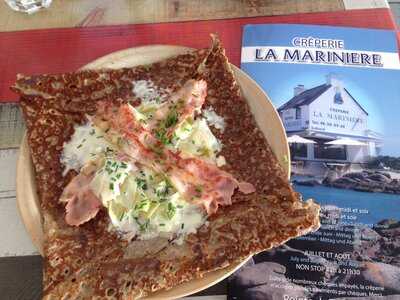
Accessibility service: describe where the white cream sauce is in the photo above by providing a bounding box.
[60,121,114,175]
[203,107,225,132]
[132,80,168,104]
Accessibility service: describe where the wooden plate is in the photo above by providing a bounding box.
[16,45,290,299]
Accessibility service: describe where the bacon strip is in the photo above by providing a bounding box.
[94,81,255,215]
[176,157,256,214]
[147,79,207,134]
[61,163,102,226]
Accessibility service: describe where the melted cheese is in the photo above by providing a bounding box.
[116,192,206,241]
[105,166,206,241]
[89,158,135,205]
[173,118,222,162]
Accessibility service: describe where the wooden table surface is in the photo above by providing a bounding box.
[0,0,390,299]
[0,0,345,32]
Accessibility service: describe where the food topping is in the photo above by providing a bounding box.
[60,79,255,241]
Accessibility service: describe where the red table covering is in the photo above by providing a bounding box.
[0,8,398,102]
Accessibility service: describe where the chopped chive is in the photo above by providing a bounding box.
[105,128,110,133]
[139,219,149,232]
[109,182,114,190]
[159,223,165,226]
[89,129,95,135]
[164,109,178,128]
[77,144,82,149]
[135,178,148,190]
[96,135,104,139]
[181,223,185,229]
[166,202,176,219]
[177,205,183,209]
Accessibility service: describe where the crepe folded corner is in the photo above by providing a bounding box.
[12,36,320,299]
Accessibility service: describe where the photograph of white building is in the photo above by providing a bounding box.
[278,74,382,175]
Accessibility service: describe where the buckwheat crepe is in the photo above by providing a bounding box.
[12,36,320,299]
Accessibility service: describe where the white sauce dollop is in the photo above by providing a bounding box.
[132,80,168,104]
[203,107,225,132]
[60,122,114,175]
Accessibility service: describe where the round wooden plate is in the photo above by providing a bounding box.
[16,45,290,299]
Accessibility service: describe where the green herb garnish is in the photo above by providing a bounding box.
[154,129,171,145]
[164,109,178,128]
[139,219,150,232]
[135,200,149,211]
[165,202,176,219]
[135,178,148,191]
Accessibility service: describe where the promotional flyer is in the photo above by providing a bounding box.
[229,24,400,300]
